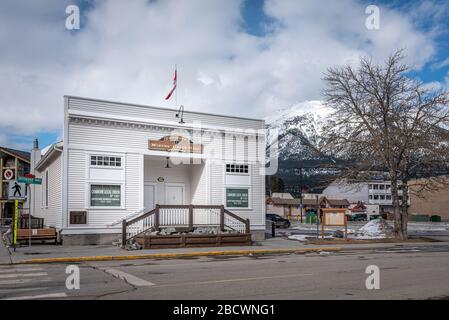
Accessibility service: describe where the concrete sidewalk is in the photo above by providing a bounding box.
[4,237,449,265]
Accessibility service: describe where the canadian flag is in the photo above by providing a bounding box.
[165,68,177,100]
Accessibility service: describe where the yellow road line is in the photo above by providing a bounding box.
[12,247,341,265]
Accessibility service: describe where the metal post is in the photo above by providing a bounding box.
[321,216,325,240]
[299,167,303,223]
[28,184,31,247]
[316,195,319,239]
[344,214,348,241]
[13,199,18,251]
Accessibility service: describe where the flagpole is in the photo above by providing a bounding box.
[175,64,178,107]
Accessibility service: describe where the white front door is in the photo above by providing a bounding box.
[144,184,156,211]
[165,184,184,205]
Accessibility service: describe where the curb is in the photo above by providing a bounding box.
[11,247,342,265]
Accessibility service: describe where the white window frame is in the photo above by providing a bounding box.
[87,182,125,210]
[224,186,252,210]
[225,163,250,175]
[89,154,123,169]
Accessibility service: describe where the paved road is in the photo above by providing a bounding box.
[1,245,449,300]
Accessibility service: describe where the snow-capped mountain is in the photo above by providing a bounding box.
[266,101,332,161]
[265,101,336,194]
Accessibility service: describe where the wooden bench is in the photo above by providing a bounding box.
[16,228,58,244]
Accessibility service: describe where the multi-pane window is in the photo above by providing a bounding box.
[90,155,122,167]
[226,164,249,174]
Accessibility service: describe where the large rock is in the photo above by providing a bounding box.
[160,227,177,235]
[332,230,345,239]
[193,227,216,234]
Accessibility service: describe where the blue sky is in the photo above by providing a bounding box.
[1,0,449,151]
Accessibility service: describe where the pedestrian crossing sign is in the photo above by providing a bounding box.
[8,181,26,200]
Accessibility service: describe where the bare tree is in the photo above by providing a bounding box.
[322,50,449,240]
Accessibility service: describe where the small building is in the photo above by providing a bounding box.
[266,193,301,218]
[0,146,30,222]
[319,197,350,209]
[266,193,327,219]
[31,96,266,245]
[322,178,408,215]
[348,202,366,213]
[347,202,379,218]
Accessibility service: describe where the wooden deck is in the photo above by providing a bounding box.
[123,205,251,248]
[136,233,252,249]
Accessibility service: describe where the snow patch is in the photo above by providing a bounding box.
[354,219,394,239]
[288,234,310,241]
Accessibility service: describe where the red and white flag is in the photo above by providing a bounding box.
[165,68,177,100]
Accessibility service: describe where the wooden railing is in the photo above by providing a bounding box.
[19,215,44,229]
[122,205,250,246]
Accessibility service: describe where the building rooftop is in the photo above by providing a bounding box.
[0,146,31,163]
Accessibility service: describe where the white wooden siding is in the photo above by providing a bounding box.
[33,154,63,228]
[63,96,266,233]
[68,123,262,163]
[67,96,265,130]
[191,163,208,205]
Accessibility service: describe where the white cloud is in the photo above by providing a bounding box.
[0,0,440,148]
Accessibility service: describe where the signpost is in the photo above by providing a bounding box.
[321,208,348,240]
[18,176,42,185]
[13,199,18,250]
[8,181,26,200]
[17,175,41,247]
[3,168,14,180]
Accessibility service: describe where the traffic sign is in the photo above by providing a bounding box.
[3,168,14,180]
[18,176,42,185]
[8,181,26,200]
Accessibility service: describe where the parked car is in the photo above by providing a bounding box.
[266,213,291,228]
[349,213,368,221]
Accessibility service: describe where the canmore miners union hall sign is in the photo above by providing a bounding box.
[148,136,203,154]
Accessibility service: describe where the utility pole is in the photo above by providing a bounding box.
[315,194,319,239]
[298,167,303,223]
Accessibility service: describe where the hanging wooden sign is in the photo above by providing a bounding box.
[149,136,203,154]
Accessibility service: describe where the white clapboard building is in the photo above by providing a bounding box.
[30,96,266,245]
